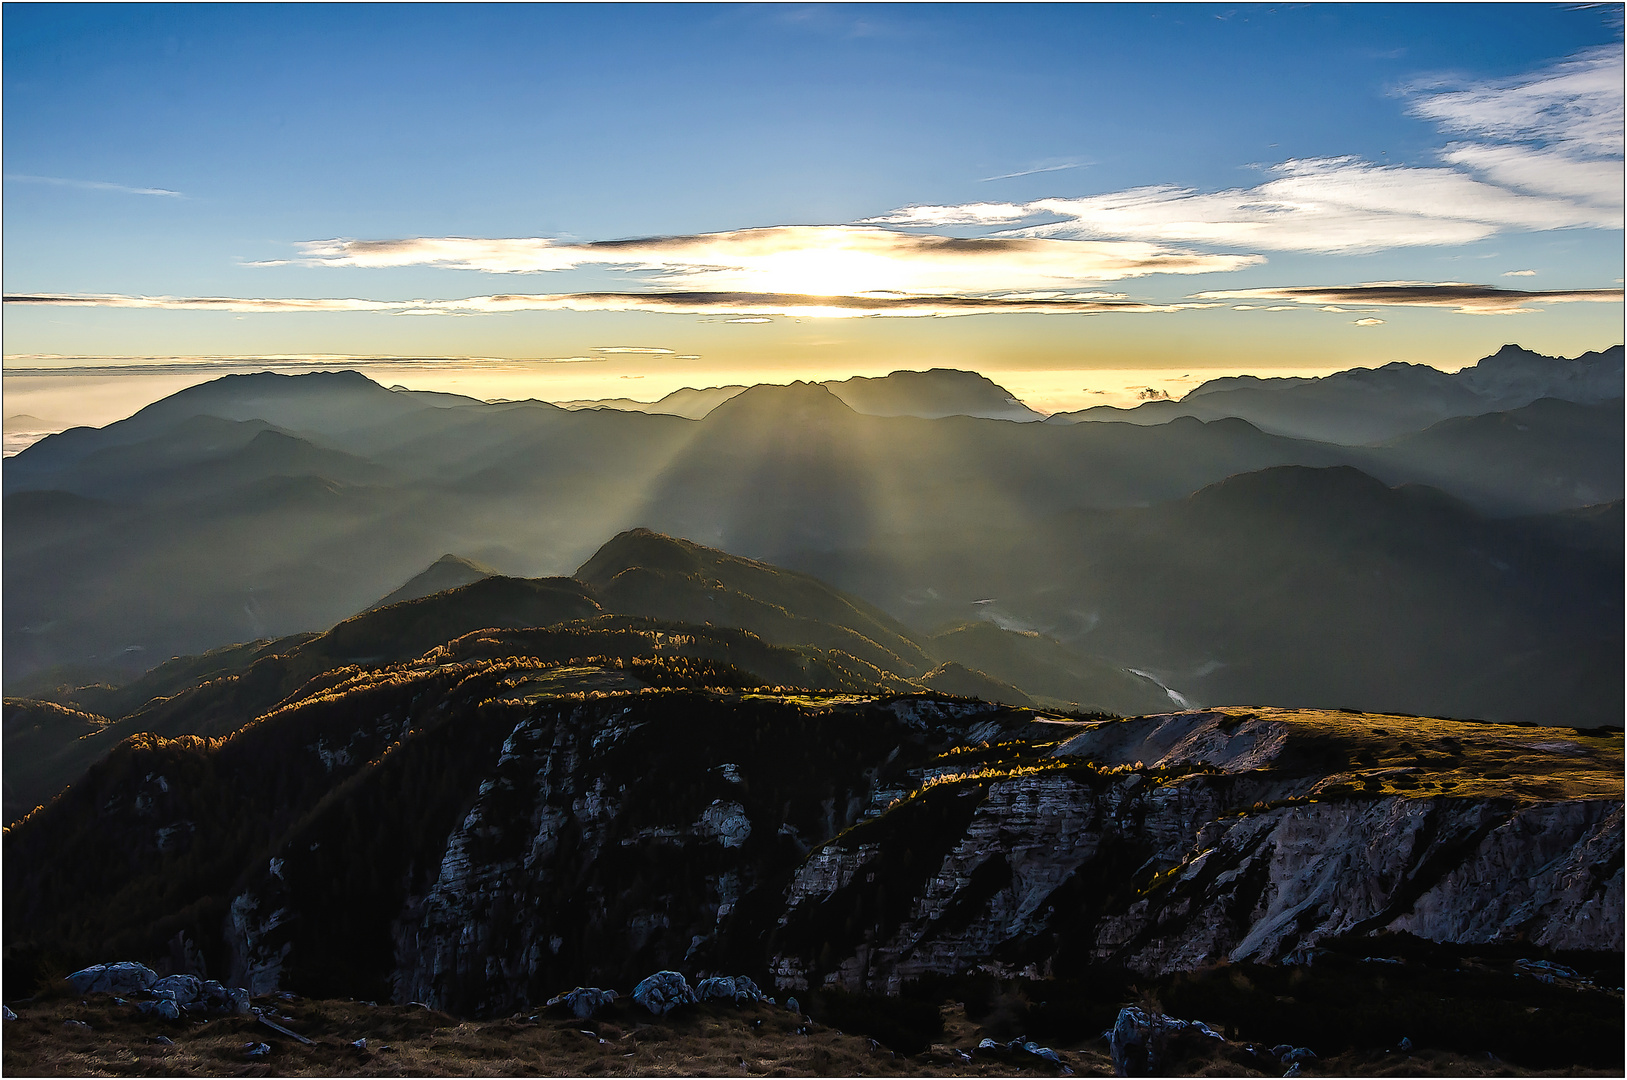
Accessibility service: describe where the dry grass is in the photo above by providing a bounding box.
[1219,707,1624,802]
[5,994,1619,1077]
[0,996,1090,1078]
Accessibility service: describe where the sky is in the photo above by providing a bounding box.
[3,2,1623,428]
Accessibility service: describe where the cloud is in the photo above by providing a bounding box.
[1436,142,1622,210]
[860,204,1031,226]
[1503,269,1537,276]
[979,162,1088,182]
[1192,282,1623,315]
[3,290,1224,319]
[1406,43,1623,158]
[284,226,1260,291]
[594,346,674,354]
[0,354,608,377]
[1353,318,1385,326]
[859,45,1624,254]
[2,293,403,313]
[4,174,184,197]
[927,155,1619,253]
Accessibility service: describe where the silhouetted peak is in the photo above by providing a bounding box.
[362,554,504,614]
[823,368,1041,420]
[702,380,854,424]
[244,427,306,448]
[218,369,377,389]
[428,553,498,574]
[575,528,709,584]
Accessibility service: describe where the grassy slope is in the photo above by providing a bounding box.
[2,987,1618,1077]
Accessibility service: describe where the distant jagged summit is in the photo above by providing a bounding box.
[1048,343,1624,445]
[1458,343,1624,403]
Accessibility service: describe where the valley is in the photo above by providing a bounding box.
[2,347,1621,1076]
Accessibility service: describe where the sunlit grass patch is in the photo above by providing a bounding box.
[1136,707,1627,803]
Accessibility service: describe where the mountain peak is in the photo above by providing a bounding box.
[364,552,500,612]
[702,380,855,425]
[575,528,712,583]
[823,368,1041,421]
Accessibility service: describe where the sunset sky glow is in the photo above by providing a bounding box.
[3,3,1622,425]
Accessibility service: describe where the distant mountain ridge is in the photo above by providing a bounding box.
[554,367,1042,422]
[1049,344,1624,444]
[822,368,1043,421]
[4,346,1618,730]
[3,529,1173,823]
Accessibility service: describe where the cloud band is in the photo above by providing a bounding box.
[1192,283,1624,315]
[3,290,1221,318]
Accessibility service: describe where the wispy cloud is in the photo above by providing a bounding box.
[881,155,1619,254]
[1191,282,1623,315]
[277,226,1262,292]
[0,354,607,378]
[594,346,674,354]
[4,293,402,313]
[980,162,1088,182]
[859,45,1624,254]
[1406,43,1623,159]
[3,290,1224,319]
[1503,269,1538,276]
[860,203,1032,227]
[4,174,183,197]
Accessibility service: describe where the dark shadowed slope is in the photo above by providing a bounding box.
[792,462,1621,726]
[578,529,936,678]
[3,529,1166,823]
[927,621,1173,714]
[1007,466,1621,723]
[1356,396,1624,514]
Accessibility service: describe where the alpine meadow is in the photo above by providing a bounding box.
[2,5,1622,1077]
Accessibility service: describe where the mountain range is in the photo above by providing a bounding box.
[3,530,1171,825]
[5,346,1619,731]
[4,579,1620,1067]
[553,367,1041,422]
[1051,343,1624,444]
[3,343,1621,1072]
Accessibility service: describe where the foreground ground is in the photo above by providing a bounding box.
[3,992,1619,1078]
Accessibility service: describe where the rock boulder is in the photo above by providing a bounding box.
[67,962,158,996]
[633,971,695,1016]
[546,987,618,1019]
[694,975,767,1004]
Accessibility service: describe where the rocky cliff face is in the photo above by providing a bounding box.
[375,702,1622,1010]
[12,683,1620,1020]
[380,693,1018,1014]
[766,710,1623,994]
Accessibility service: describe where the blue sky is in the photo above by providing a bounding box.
[3,3,1622,419]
